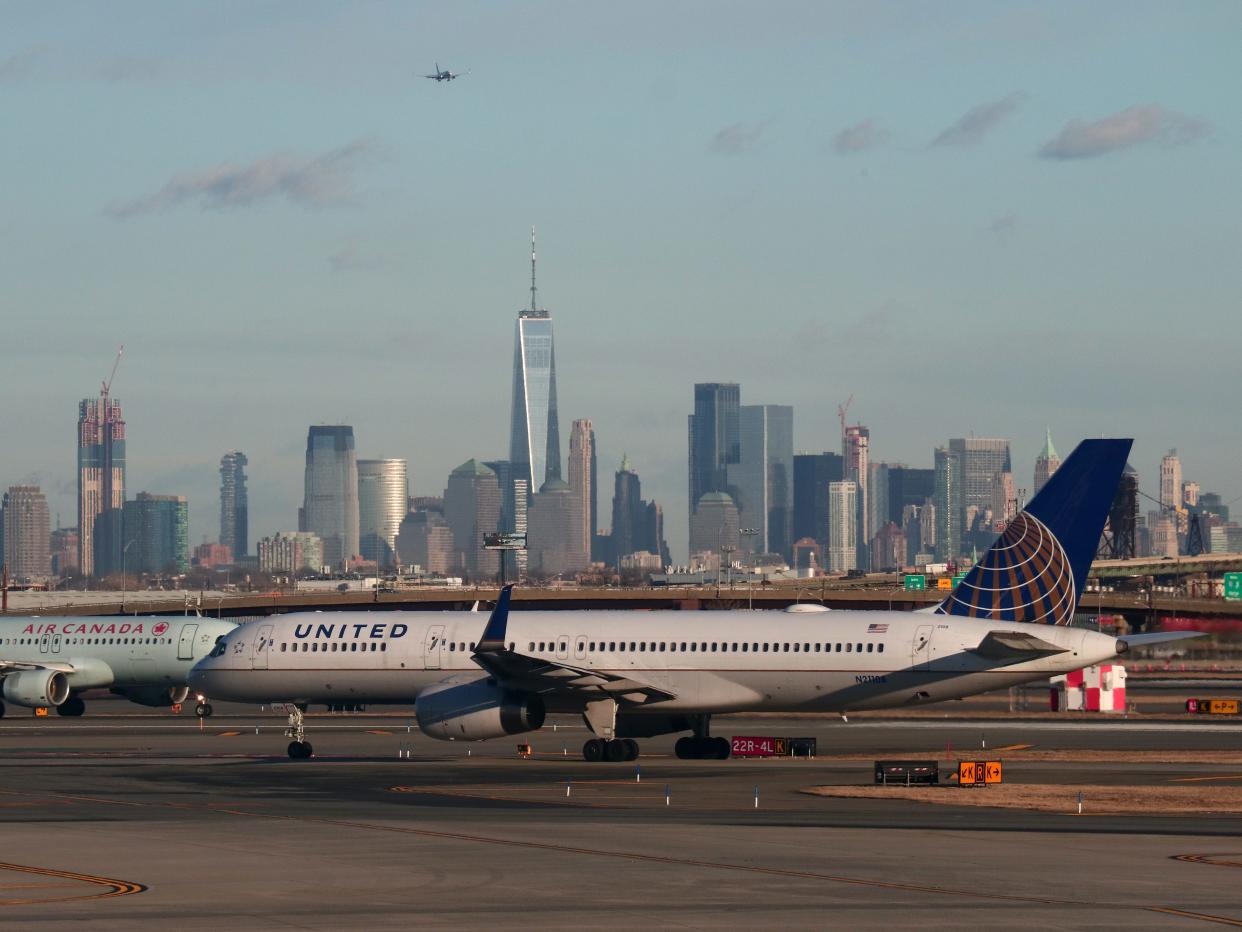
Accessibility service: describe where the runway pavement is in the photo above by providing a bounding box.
[2,705,1242,929]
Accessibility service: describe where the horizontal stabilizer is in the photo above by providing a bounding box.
[1115,631,1206,652]
[972,630,1069,660]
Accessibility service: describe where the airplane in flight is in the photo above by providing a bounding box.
[190,439,1200,760]
[423,63,465,82]
[1,617,236,718]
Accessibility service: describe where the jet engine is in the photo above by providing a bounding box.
[2,670,70,708]
[109,685,191,708]
[416,674,545,741]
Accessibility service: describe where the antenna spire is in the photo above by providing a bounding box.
[529,226,537,313]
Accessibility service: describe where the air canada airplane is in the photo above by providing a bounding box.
[0,617,236,718]
[191,439,1200,760]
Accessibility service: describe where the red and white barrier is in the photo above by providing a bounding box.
[1050,664,1127,713]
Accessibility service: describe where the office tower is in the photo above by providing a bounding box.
[444,459,501,581]
[933,446,962,561]
[527,479,588,577]
[1182,481,1200,509]
[77,393,125,576]
[885,466,935,526]
[726,404,793,559]
[870,521,906,571]
[193,542,232,568]
[644,501,670,568]
[122,492,189,574]
[1159,450,1182,512]
[989,472,1017,530]
[396,509,455,576]
[688,382,741,526]
[2,486,50,578]
[842,425,869,567]
[948,437,1010,518]
[219,451,248,559]
[868,462,889,550]
[508,230,562,503]
[258,531,323,574]
[589,426,598,545]
[483,459,529,580]
[688,492,739,563]
[357,458,409,568]
[792,452,844,554]
[1033,428,1060,495]
[567,420,593,565]
[49,527,79,577]
[827,480,858,573]
[302,426,360,570]
[1150,513,1178,558]
[611,455,645,565]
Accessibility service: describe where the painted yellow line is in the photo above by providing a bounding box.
[0,862,145,907]
[991,744,1034,752]
[365,730,393,735]
[1170,775,1242,784]
[215,731,242,737]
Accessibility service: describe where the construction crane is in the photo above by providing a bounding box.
[837,394,854,445]
[101,345,124,400]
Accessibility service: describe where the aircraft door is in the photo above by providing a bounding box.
[39,633,50,654]
[574,636,587,660]
[556,636,569,661]
[425,625,445,670]
[178,623,199,660]
[912,625,934,671]
[51,634,62,654]
[252,624,274,670]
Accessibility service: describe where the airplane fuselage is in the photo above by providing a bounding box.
[191,609,1118,715]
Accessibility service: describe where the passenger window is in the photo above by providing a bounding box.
[629,642,635,651]
[835,643,842,652]
[449,643,456,652]
[381,643,387,652]
[609,642,616,651]
[846,643,852,652]
[659,642,666,651]
[857,643,863,653]
[711,643,718,652]
[783,644,790,652]
[312,643,318,653]
[867,643,873,653]
[590,642,596,652]
[640,642,646,651]
[879,643,885,653]
[680,642,687,651]
[762,643,769,653]
[351,643,357,652]
[670,643,677,652]
[814,644,821,653]
[529,642,535,651]
[793,643,799,652]
[689,643,696,652]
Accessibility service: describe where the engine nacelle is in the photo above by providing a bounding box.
[3,670,70,708]
[110,685,191,708]
[416,675,545,741]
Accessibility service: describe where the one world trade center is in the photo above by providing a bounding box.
[508,229,561,504]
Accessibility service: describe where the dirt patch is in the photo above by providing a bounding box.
[803,783,1242,815]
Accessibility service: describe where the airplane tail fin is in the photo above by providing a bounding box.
[937,438,1132,625]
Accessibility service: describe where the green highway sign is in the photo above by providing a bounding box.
[952,574,966,587]
[904,575,926,591]
[1226,573,1242,602]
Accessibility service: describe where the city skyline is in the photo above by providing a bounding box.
[1,3,1238,560]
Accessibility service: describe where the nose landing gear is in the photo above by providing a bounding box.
[284,704,312,759]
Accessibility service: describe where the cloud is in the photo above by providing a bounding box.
[106,139,376,218]
[0,46,44,81]
[1038,105,1210,159]
[932,92,1025,147]
[833,119,887,155]
[988,211,1017,235]
[708,121,769,155]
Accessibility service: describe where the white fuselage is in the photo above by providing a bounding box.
[3,616,238,694]
[190,610,1120,714]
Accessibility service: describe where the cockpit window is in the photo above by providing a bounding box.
[209,636,228,658]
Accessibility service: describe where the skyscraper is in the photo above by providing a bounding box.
[792,452,844,555]
[357,458,409,568]
[688,492,740,564]
[567,420,593,566]
[725,404,793,560]
[2,486,50,579]
[949,438,1012,520]
[219,450,248,559]
[1033,428,1060,495]
[77,393,125,576]
[933,446,962,561]
[527,479,588,577]
[1160,450,1183,512]
[302,426,360,569]
[827,480,858,573]
[611,455,645,564]
[444,459,501,581]
[122,492,189,574]
[885,466,934,526]
[508,230,561,503]
[688,382,741,525]
[842,424,870,567]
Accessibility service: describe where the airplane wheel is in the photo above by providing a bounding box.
[288,741,313,759]
[712,737,731,760]
[195,703,213,718]
[623,739,640,761]
[56,697,86,717]
[604,739,628,763]
[674,737,694,759]
[582,738,605,762]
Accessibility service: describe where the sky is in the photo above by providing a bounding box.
[1,1,1239,560]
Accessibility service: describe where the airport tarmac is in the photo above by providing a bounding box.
[2,705,1242,929]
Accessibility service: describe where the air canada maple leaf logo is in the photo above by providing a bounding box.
[152,622,169,637]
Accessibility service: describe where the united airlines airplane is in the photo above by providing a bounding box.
[190,439,1199,760]
[0,617,236,718]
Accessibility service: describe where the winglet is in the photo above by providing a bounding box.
[475,585,513,653]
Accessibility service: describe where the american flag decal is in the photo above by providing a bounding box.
[867,623,889,633]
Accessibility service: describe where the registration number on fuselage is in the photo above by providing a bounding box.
[855,675,887,684]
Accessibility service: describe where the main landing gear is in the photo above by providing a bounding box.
[56,696,86,717]
[285,704,313,759]
[674,715,731,760]
[582,738,639,762]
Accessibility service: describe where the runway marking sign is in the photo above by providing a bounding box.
[958,760,1002,787]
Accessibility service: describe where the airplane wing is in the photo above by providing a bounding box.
[0,659,76,674]
[470,586,676,705]
[970,630,1069,660]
